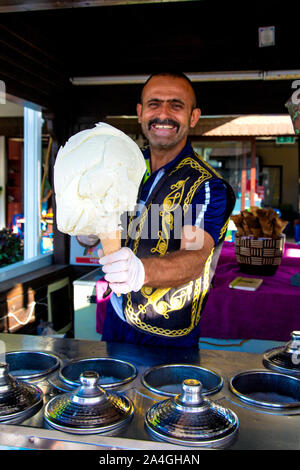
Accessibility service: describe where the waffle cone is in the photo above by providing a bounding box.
[99,230,121,255]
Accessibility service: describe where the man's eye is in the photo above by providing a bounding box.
[172,103,184,110]
[148,102,159,108]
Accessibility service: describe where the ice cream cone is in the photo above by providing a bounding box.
[99,230,121,256]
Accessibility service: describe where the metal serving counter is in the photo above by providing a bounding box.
[0,333,300,450]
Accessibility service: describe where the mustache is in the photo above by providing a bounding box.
[148,118,180,131]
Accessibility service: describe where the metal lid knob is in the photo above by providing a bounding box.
[71,371,107,405]
[263,331,300,376]
[0,362,20,395]
[44,369,134,434]
[0,363,13,391]
[175,379,205,406]
[285,331,300,355]
[80,371,99,387]
[0,362,8,376]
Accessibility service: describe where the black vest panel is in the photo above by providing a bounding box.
[123,151,235,338]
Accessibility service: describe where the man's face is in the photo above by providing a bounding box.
[136,75,201,151]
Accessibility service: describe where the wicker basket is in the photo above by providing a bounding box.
[234,234,284,276]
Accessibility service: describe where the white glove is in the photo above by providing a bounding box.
[76,234,99,247]
[99,247,145,295]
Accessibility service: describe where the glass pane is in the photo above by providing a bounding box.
[192,140,262,214]
[0,100,54,271]
[0,100,24,268]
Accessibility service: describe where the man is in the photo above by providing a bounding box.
[81,72,235,347]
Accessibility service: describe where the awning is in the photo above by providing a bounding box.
[190,115,295,137]
[105,114,296,138]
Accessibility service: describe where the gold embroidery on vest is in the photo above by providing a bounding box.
[125,214,134,247]
[140,286,172,318]
[168,156,213,213]
[183,174,212,212]
[133,202,152,254]
[126,203,152,252]
[151,178,189,256]
[139,282,194,319]
[218,216,230,240]
[169,157,206,175]
[125,289,195,337]
[193,152,223,179]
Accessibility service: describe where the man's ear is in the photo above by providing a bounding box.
[136,103,142,123]
[190,107,201,128]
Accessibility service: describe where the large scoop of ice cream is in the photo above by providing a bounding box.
[54,122,146,236]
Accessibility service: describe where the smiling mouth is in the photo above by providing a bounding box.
[152,124,175,130]
[148,120,179,133]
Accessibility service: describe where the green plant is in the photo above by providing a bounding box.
[0,228,23,268]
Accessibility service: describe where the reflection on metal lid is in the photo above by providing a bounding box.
[0,362,43,422]
[44,371,134,434]
[145,379,238,449]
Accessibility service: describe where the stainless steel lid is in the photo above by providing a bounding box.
[263,331,300,376]
[145,379,239,448]
[44,370,134,434]
[142,364,223,397]
[229,369,300,409]
[58,357,137,390]
[0,362,43,422]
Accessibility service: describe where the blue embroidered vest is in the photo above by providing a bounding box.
[123,150,235,338]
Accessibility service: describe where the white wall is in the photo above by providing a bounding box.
[0,100,23,117]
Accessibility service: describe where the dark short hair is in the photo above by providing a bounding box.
[140,72,197,108]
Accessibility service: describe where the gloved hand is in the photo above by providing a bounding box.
[99,247,145,295]
[76,234,99,247]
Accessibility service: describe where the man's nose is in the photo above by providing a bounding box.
[157,102,171,119]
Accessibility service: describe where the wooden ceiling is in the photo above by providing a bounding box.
[0,0,299,123]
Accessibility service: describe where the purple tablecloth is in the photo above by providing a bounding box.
[200,241,300,342]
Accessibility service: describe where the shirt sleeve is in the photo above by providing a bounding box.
[184,179,229,245]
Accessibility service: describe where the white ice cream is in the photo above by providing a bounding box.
[54,122,146,236]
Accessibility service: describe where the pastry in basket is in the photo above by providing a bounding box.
[242,210,263,238]
[230,214,245,236]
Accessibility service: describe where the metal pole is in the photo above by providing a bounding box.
[241,143,247,211]
[250,138,256,207]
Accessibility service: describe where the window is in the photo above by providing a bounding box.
[0,98,53,282]
[192,140,262,214]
